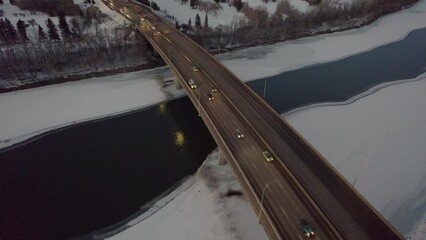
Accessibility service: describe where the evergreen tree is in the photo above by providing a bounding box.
[194,13,201,28]
[0,0,4,4]
[0,18,6,43]
[233,0,243,11]
[174,21,181,30]
[4,18,17,42]
[204,14,208,29]
[38,25,47,41]
[46,18,60,41]
[9,0,15,5]
[139,0,149,6]
[58,11,71,39]
[150,1,160,10]
[190,0,195,8]
[188,18,192,29]
[16,19,28,41]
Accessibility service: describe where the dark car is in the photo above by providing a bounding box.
[208,93,214,101]
[299,219,315,238]
[234,129,244,139]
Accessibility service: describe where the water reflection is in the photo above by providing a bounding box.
[158,103,167,114]
[174,130,186,148]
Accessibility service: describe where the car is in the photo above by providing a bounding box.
[299,219,315,238]
[188,79,197,89]
[262,151,274,162]
[192,66,199,72]
[211,86,218,93]
[234,129,244,139]
[207,93,214,101]
[153,31,160,36]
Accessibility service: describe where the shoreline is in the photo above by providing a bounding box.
[0,1,419,93]
[1,58,425,151]
[283,72,426,117]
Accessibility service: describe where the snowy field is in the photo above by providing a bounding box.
[150,0,309,28]
[0,0,129,41]
[0,0,425,239]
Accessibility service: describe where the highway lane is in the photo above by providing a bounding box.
[104,1,403,239]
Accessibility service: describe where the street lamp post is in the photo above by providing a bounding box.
[258,179,280,223]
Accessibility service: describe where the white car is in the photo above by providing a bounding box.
[192,66,199,72]
[188,79,197,89]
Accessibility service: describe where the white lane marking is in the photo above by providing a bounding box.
[298,235,304,240]
[277,180,284,189]
[296,207,301,213]
[279,206,289,218]
[262,159,269,168]
[268,185,273,193]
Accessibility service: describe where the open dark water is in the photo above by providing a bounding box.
[248,28,426,113]
[0,28,425,240]
[0,99,216,240]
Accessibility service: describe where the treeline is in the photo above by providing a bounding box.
[0,31,149,82]
[0,6,152,86]
[180,0,418,51]
[16,0,81,16]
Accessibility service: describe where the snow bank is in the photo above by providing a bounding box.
[285,73,426,235]
[105,150,268,240]
[0,67,173,149]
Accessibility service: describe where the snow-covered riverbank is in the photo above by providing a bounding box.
[286,73,426,236]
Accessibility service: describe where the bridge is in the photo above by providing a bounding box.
[103,0,404,239]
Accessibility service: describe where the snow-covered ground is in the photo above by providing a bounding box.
[0,0,425,239]
[285,73,426,236]
[105,150,268,240]
[0,0,129,41]
[0,2,60,41]
[151,0,309,28]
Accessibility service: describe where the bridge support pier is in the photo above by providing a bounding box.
[174,79,182,89]
[218,148,227,165]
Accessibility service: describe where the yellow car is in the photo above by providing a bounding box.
[262,151,274,162]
